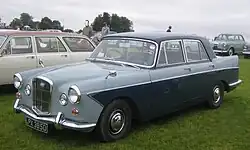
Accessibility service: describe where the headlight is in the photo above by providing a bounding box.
[24,84,31,96]
[222,43,226,47]
[59,93,68,106]
[68,85,81,104]
[13,73,23,89]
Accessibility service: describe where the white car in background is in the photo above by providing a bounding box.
[0,30,96,85]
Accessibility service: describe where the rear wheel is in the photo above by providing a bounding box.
[207,82,224,109]
[95,99,132,142]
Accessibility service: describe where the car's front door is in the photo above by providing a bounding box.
[149,40,190,117]
[34,36,70,68]
[236,35,246,53]
[182,39,215,102]
[62,37,95,63]
[0,36,36,85]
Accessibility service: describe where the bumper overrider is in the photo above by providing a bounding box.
[14,99,96,132]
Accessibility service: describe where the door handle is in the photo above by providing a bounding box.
[38,58,45,68]
[26,56,35,59]
[209,64,215,68]
[60,54,68,57]
[184,67,191,71]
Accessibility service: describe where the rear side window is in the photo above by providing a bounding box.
[35,37,66,53]
[183,40,209,62]
[63,37,95,52]
[157,40,185,65]
[2,37,32,55]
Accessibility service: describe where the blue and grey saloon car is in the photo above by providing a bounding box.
[13,32,242,142]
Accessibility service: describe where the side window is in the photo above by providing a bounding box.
[184,40,208,62]
[63,37,95,52]
[2,37,32,55]
[158,40,184,65]
[35,37,66,53]
[239,36,244,41]
[235,36,239,41]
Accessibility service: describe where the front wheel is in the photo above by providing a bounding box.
[207,82,224,109]
[95,99,132,142]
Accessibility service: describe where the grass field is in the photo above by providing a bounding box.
[0,58,250,150]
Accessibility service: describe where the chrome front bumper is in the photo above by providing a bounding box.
[14,99,96,132]
[213,50,228,53]
[242,51,250,55]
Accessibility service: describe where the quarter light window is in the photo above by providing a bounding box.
[36,37,66,53]
[2,37,32,55]
[158,40,184,65]
[183,40,208,62]
[63,37,95,52]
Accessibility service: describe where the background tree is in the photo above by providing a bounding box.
[63,28,74,33]
[39,17,53,29]
[9,18,22,29]
[52,20,64,31]
[91,12,133,33]
[20,13,33,27]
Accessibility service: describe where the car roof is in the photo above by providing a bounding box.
[103,32,206,43]
[0,30,87,38]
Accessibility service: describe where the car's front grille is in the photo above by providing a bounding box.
[32,77,52,114]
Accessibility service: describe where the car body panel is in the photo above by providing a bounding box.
[13,32,242,132]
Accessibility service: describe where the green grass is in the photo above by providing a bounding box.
[1,58,250,150]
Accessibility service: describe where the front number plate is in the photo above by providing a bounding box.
[25,116,49,134]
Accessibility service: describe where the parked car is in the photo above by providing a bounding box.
[242,42,250,58]
[0,30,96,85]
[13,32,242,142]
[211,33,246,56]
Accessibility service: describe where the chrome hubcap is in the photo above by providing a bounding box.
[109,109,125,135]
[213,87,221,104]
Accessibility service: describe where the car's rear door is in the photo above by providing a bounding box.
[34,36,70,68]
[149,39,190,117]
[0,36,36,85]
[182,39,215,102]
[61,36,95,63]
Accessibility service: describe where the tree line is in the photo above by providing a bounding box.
[6,12,134,33]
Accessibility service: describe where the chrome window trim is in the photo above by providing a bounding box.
[0,35,7,48]
[90,37,159,69]
[182,39,210,63]
[62,36,96,52]
[1,35,34,56]
[34,36,67,53]
[156,39,186,67]
[87,66,239,95]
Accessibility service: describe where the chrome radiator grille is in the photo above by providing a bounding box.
[32,77,52,113]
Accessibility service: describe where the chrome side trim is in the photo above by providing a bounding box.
[87,66,239,95]
[229,79,242,87]
[14,100,96,130]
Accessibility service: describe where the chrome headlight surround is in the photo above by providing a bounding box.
[13,73,23,89]
[68,85,81,104]
[24,84,31,96]
[59,93,68,106]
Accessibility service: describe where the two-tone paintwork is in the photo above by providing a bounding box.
[14,32,242,132]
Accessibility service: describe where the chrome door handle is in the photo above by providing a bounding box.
[26,56,35,59]
[184,67,191,71]
[38,58,44,68]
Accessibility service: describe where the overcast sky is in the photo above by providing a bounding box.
[1,0,250,40]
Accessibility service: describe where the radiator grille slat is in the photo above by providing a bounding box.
[32,78,52,113]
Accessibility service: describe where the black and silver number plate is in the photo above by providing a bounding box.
[25,116,49,133]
